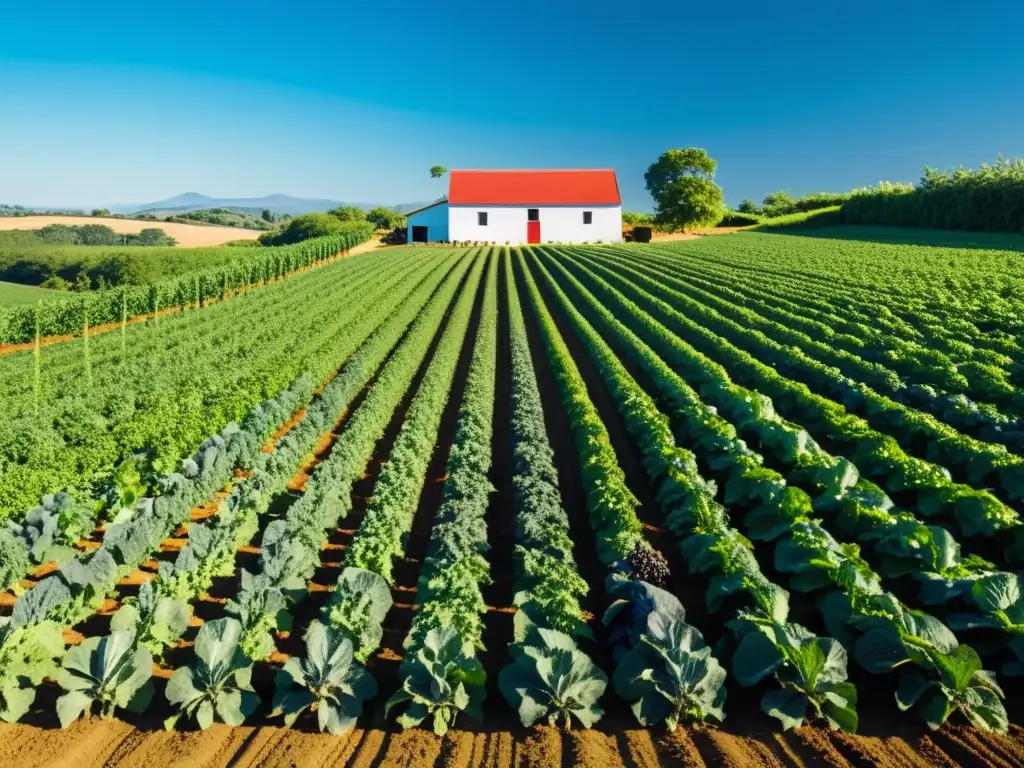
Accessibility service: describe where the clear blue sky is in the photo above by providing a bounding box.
[2,0,1022,211]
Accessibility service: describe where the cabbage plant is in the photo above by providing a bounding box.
[499,623,606,730]
[272,620,376,734]
[896,645,1007,731]
[56,630,153,727]
[164,618,258,730]
[613,613,726,727]
[386,627,485,735]
[0,618,64,723]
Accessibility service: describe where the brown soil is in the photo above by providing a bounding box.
[0,236,386,356]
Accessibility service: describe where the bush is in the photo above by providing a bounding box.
[717,210,762,227]
[842,157,1024,233]
[259,214,365,246]
[755,207,844,230]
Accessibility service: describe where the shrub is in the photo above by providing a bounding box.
[718,210,762,227]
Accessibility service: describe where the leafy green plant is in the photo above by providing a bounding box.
[111,581,190,659]
[732,619,858,731]
[322,567,393,661]
[602,575,686,660]
[272,621,377,734]
[0,618,64,723]
[499,620,606,730]
[8,492,92,564]
[164,618,258,730]
[386,627,485,735]
[56,630,153,727]
[0,529,30,593]
[95,455,151,523]
[613,613,726,727]
[895,646,1007,731]
[226,569,288,661]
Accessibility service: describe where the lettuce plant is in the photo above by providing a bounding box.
[613,613,726,727]
[499,621,606,730]
[56,630,153,727]
[164,618,258,730]
[272,621,376,735]
[386,627,485,735]
[111,581,190,659]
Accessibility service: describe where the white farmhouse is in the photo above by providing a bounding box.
[405,169,622,245]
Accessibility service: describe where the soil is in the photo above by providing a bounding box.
[4,720,1021,767]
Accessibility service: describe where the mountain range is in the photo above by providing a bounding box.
[108,193,429,216]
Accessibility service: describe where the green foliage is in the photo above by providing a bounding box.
[272,620,377,735]
[91,209,110,217]
[430,165,448,179]
[736,199,759,214]
[165,207,274,230]
[225,569,288,662]
[718,210,762,227]
[499,622,606,729]
[0,618,64,723]
[613,613,726,727]
[0,529,31,592]
[7,491,92,565]
[622,211,655,225]
[843,156,1024,233]
[259,214,370,246]
[35,223,177,247]
[56,630,153,727]
[365,206,406,231]
[643,149,724,231]
[110,581,190,659]
[327,205,367,223]
[164,618,259,730]
[895,646,1007,731]
[322,567,394,662]
[386,627,485,735]
[754,207,844,230]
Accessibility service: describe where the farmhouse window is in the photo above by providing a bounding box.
[583,211,593,224]
[478,212,488,226]
[527,208,539,221]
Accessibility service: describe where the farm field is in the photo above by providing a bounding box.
[1,234,1023,767]
[0,216,262,246]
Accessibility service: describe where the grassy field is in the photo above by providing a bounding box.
[0,233,1022,767]
[0,279,74,305]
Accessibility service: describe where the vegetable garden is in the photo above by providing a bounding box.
[1,232,1023,768]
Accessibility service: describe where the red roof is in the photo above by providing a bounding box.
[448,169,620,206]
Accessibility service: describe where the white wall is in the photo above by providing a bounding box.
[406,202,449,242]
[448,205,621,244]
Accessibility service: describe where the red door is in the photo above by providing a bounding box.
[527,220,541,244]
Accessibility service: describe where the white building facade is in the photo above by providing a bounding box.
[406,169,622,245]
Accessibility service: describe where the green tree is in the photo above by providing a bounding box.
[761,190,794,216]
[430,165,448,179]
[644,148,725,231]
[91,208,110,217]
[261,208,274,223]
[327,205,366,223]
[366,207,406,231]
[736,199,760,214]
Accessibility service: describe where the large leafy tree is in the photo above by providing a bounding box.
[366,207,406,231]
[644,148,724,231]
[328,205,366,223]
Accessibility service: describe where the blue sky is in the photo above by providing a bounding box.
[1,0,1023,211]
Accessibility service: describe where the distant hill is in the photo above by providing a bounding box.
[115,193,347,216]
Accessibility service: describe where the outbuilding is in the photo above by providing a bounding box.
[405,169,622,245]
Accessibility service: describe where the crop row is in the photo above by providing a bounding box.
[0,225,374,345]
[0,246,435,523]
